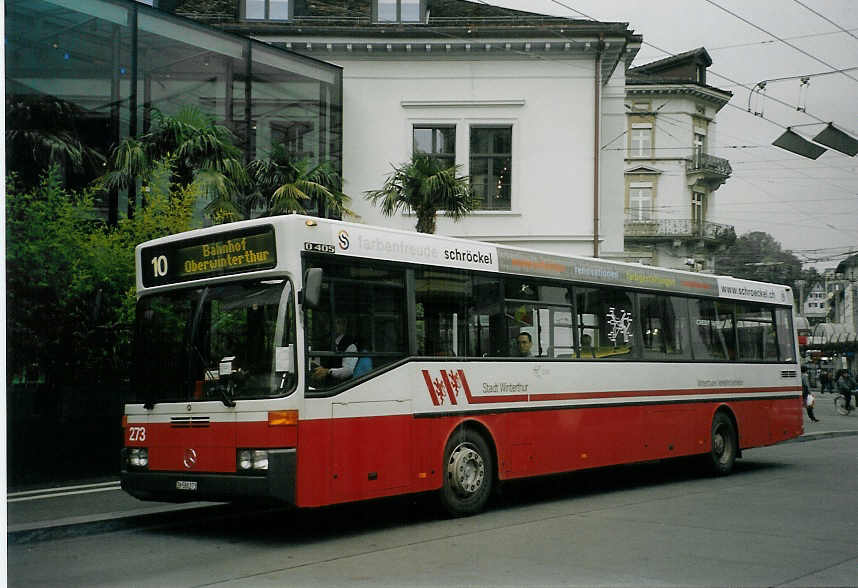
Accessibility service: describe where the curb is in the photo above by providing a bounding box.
[787,430,858,443]
[7,503,226,546]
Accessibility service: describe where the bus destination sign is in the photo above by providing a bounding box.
[141,226,277,287]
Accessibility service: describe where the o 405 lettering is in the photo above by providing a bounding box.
[128,426,147,442]
[304,242,335,254]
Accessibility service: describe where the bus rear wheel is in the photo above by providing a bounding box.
[707,412,738,476]
[440,430,493,516]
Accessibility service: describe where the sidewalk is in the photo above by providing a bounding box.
[793,385,858,441]
[6,480,224,544]
[8,394,858,544]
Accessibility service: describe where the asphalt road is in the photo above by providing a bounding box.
[7,436,858,587]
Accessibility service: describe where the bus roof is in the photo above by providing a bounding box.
[136,214,794,305]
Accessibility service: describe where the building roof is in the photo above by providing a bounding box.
[625,47,731,100]
[175,0,591,22]
[176,0,640,39]
[172,0,642,83]
[629,47,712,76]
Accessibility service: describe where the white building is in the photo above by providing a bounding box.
[620,49,736,271]
[803,283,828,321]
[185,0,642,258]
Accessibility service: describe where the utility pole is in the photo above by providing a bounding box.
[795,279,805,316]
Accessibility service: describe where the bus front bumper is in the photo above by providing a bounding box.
[120,448,296,505]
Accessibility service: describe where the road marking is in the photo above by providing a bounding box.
[8,482,122,502]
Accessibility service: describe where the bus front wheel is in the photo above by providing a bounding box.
[707,412,738,476]
[440,430,493,516]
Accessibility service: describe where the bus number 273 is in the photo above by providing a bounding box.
[128,426,146,442]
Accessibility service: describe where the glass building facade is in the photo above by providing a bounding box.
[6,0,342,222]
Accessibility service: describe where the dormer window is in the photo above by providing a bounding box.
[244,0,292,21]
[375,0,423,23]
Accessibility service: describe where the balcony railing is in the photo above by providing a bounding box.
[686,152,732,177]
[624,218,736,243]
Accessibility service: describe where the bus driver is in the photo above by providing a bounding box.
[312,317,357,385]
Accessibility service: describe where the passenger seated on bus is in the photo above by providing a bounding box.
[515,332,534,357]
[311,317,357,386]
[352,339,373,378]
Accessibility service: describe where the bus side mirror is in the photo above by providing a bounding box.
[302,268,323,309]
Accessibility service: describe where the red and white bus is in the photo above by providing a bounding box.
[122,215,803,515]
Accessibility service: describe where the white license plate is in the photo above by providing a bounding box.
[175,480,198,491]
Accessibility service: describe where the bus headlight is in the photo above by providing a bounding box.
[237,449,269,472]
[238,449,253,471]
[252,450,269,470]
[128,447,149,468]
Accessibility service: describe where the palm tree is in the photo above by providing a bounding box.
[365,153,476,234]
[6,95,105,189]
[236,144,351,219]
[100,106,247,208]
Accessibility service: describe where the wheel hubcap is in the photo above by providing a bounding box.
[713,426,731,464]
[448,443,485,496]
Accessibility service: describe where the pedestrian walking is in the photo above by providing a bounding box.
[834,369,855,415]
[819,370,831,394]
[801,366,819,422]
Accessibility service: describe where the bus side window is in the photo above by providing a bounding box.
[415,269,470,357]
[775,308,796,362]
[639,294,691,360]
[736,303,778,362]
[575,286,636,359]
[689,299,737,361]
[306,259,407,388]
[471,275,504,357]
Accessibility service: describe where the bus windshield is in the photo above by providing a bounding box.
[132,279,295,405]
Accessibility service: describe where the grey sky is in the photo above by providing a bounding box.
[483,0,858,270]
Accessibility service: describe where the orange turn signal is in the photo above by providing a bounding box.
[268,410,298,426]
[122,415,128,428]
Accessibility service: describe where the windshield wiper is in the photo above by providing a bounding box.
[217,377,237,408]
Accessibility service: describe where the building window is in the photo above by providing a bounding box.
[630,124,652,157]
[470,126,512,211]
[413,125,455,168]
[693,130,706,164]
[629,186,652,221]
[375,0,422,23]
[692,191,705,224]
[244,0,291,21]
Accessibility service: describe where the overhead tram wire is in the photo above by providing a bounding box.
[791,0,858,43]
[732,174,858,237]
[478,0,858,194]
[542,3,858,205]
[703,0,858,86]
[720,66,858,86]
[531,0,858,138]
[709,27,858,52]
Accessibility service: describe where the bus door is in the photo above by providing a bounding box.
[330,398,412,502]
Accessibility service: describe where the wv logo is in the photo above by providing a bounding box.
[421,369,471,406]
